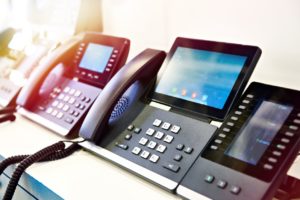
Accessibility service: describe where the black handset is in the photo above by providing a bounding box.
[80,48,167,142]
[17,32,130,137]
[177,82,300,200]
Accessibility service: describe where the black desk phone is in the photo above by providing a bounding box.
[79,37,261,191]
[17,32,130,137]
[177,82,300,200]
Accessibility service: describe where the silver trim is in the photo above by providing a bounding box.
[18,107,69,136]
[80,141,178,190]
[177,185,212,200]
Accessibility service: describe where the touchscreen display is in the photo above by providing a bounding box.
[226,101,293,165]
[79,43,113,73]
[155,47,247,109]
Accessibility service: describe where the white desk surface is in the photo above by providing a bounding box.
[0,112,300,199]
[0,115,181,200]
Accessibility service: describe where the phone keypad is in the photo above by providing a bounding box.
[115,118,197,174]
[41,85,94,125]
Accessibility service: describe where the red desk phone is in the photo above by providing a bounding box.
[17,32,130,137]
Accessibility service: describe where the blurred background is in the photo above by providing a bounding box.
[0,0,300,89]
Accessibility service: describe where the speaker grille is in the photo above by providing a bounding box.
[109,96,129,121]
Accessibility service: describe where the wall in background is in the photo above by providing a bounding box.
[102,0,300,90]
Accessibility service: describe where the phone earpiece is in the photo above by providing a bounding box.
[109,81,146,125]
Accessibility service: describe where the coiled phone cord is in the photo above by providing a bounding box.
[1,140,83,200]
[0,142,81,176]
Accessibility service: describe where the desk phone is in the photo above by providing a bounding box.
[177,82,300,200]
[79,37,261,191]
[17,32,130,137]
[0,28,53,108]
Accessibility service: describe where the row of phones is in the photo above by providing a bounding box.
[1,31,300,200]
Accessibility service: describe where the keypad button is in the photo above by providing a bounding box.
[74,90,81,97]
[73,111,80,117]
[62,105,70,112]
[57,103,64,109]
[65,118,74,124]
[161,122,171,130]
[223,128,230,132]
[134,127,141,134]
[163,135,174,143]
[153,119,162,127]
[56,112,64,119]
[204,175,214,183]
[210,145,218,150]
[69,88,76,95]
[63,87,71,93]
[63,95,70,102]
[69,110,75,115]
[68,98,76,104]
[268,157,277,163]
[227,122,234,126]
[263,164,273,170]
[52,101,59,107]
[272,151,282,157]
[115,143,128,150]
[234,111,242,115]
[58,94,65,100]
[215,139,222,144]
[170,125,181,133]
[230,186,241,195]
[140,151,150,159]
[139,137,148,146]
[242,99,250,104]
[85,98,91,103]
[219,133,226,138]
[132,147,141,155]
[147,141,157,149]
[174,154,183,161]
[154,131,164,140]
[176,144,185,151]
[293,119,300,124]
[149,154,160,163]
[46,107,53,114]
[285,132,294,137]
[231,116,238,121]
[80,96,86,101]
[38,106,45,111]
[156,144,167,153]
[184,147,193,154]
[238,105,246,110]
[289,125,298,130]
[125,134,132,140]
[127,125,134,131]
[146,128,155,136]
[277,144,286,150]
[217,180,227,189]
[281,138,290,143]
[79,105,85,110]
[246,94,254,98]
[163,163,180,173]
[51,110,58,116]
[75,103,80,108]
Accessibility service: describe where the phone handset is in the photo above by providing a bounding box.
[16,34,84,108]
[79,49,166,142]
